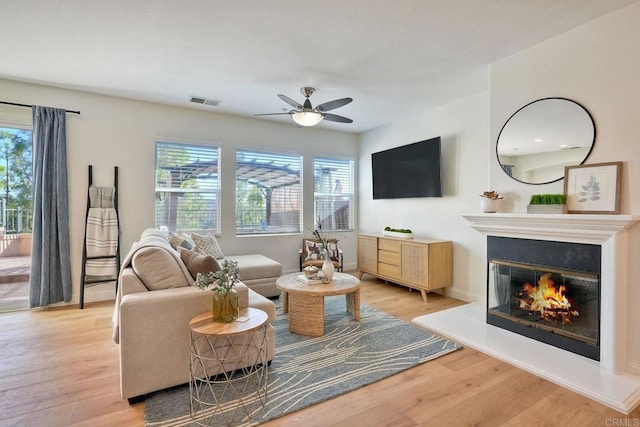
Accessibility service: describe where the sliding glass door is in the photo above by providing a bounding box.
[0,126,33,312]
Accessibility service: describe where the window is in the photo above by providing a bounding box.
[155,141,220,234]
[314,156,354,231]
[235,149,302,235]
[0,126,33,234]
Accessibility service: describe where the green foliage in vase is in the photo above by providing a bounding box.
[529,194,567,205]
[194,260,241,293]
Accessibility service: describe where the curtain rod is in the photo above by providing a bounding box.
[0,100,80,115]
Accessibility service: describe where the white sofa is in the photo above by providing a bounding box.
[112,228,277,402]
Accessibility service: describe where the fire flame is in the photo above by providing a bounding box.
[516,273,578,324]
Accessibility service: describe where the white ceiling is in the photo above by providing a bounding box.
[1,0,637,133]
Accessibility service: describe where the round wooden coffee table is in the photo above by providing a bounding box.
[276,272,360,337]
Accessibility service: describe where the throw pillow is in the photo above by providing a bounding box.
[305,240,320,260]
[178,247,220,280]
[168,232,194,250]
[191,232,225,259]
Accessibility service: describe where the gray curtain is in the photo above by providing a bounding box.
[29,106,72,307]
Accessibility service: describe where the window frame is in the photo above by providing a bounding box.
[0,122,34,234]
[235,147,303,236]
[154,140,221,235]
[313,154,355,232]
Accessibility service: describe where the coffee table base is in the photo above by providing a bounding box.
[285,289,360,337]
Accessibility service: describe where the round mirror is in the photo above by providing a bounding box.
[496,97,595,185]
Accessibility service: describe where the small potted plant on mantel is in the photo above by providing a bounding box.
[527,194,568,214]
[480,191,503,213]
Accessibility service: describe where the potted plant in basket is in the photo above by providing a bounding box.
[194,260,241,322]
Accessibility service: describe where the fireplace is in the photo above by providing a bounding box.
[486,236,601,361]
[413,213,640,414]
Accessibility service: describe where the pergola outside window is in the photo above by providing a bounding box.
[235,149,302,235]
[155,141,221,234]
[155,143,303,236]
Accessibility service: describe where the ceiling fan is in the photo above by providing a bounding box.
[255,87,353,126]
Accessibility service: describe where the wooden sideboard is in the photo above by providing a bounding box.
[357,233,453,302]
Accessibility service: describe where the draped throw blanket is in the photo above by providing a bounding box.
[86,207,118,257]
[111,229,194,344]
[84,185,119,282]
[89,185,114,209]
[30,106,72,307]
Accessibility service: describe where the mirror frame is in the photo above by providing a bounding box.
[496,97,596,185]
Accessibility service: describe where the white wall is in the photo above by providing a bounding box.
[489,2,640,373]
[0,79,358,304]
[358,91,490,303]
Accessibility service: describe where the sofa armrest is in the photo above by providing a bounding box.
[118,284,263,399]
[120,268,148,296]
[119,287,212,398]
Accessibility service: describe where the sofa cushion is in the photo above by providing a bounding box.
[178,247,220,281]
[131,246,191,290]
[191,232,225,259]
[224,254,282,281]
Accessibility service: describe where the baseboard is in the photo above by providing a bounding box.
[78,287,116,305]
[444,287,479,304]
[628,361,640,376]
[343,261,358,272]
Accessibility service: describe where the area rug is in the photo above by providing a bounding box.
[144,296,461,426]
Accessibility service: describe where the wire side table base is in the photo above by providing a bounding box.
[189,308,268,426]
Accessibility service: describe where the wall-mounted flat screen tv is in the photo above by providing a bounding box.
[372,136,443,199]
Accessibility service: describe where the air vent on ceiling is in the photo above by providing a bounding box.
[190,96,221,106]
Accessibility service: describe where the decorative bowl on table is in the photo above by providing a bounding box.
[303,266,319,277]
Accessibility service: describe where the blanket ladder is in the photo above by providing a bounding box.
[79,165,121,309]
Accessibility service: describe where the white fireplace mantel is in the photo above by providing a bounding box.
[460,212,639,245]
[413,212,640,414]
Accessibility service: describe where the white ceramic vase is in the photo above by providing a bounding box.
[481,198,500,213]
[322,250,335,281]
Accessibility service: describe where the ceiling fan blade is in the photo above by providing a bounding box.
[278,94,303,109]
[323,113,353,124]
[254,112,293,117]
[316,97,353,112]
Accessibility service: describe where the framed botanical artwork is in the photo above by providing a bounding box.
[564,161,622,214]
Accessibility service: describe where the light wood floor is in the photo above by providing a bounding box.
[1,275,638,426]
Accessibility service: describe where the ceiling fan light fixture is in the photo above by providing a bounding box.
[291,111,323,126]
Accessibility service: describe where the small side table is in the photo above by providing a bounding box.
[189,307,268,426]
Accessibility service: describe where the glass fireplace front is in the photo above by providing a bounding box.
[487,260,600,361]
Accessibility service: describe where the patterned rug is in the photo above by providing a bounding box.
[144,296,461,426]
